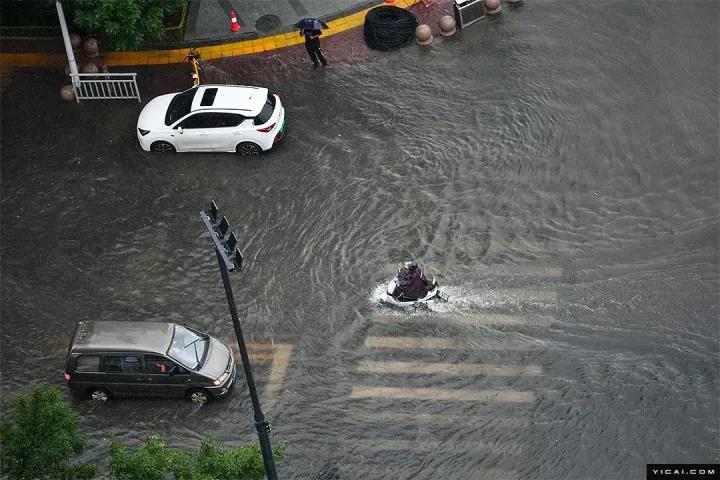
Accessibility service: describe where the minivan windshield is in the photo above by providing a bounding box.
[167,325,208,370]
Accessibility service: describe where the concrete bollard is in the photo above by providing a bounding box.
[83,37,99,58]
[70,33,82,52]
[415,24,433,45]
[60,85,75,101]
[81,62,99,74]
[484,0,502,14]
[438,15,456,36]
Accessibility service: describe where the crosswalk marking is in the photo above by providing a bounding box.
[384,263,562,278]
[484,288,558,303]
[263,344,292,413]
[352,411,530,428]
[365,335,546,351]
[369,313,552,326]
[351,386,535,403]
[228,342,293,413]
[365,336,467,349]
[346,438,523,456]
[357,360,542,376]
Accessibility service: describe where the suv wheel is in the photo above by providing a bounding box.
[151,141,176,153]
[236,142,261,156]
[88,388,110,402]
[188,388,210,405]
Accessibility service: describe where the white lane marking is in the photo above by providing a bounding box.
[365,336,467,349]
[486,288,558,303]
[349,411,530,428]
[263,344,292,413]
[364,335,546,351]
[369,313,553,326]
[357,360,543,376]
[384,263,561,278]
[350,385,535,403]
[229,342,293,414]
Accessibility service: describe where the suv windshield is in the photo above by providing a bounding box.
[167,325,208,369]
[165,89,196,126]
[253,92,276,125]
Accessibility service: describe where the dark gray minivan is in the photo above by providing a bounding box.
[64,321,236,404]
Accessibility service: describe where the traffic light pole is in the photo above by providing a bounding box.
[215,248,278,480]
[200,202,277,480]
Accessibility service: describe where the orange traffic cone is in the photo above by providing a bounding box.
[230,11,240,32]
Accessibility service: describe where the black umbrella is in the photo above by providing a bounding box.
[294,18,329,31]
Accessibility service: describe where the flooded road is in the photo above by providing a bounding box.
[1,1,718,479]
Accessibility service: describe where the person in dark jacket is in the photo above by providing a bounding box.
[395,261,432,299]
[301,28,328,67]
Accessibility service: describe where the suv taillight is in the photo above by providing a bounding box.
[64,373,71,382]
[257,123,275,133]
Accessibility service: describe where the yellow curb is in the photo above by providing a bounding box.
[0,0,421,69]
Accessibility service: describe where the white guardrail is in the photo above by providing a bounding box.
[70,72,141,103]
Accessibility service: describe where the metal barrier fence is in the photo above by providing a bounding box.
[70,72,141,103]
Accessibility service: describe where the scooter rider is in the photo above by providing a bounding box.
[394,260,432,300]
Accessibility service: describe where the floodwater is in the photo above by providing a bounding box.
[1,1,718,479]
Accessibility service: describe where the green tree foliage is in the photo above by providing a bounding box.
[0,385,96,480]
[70,0,184,51]
[109,433,287,480]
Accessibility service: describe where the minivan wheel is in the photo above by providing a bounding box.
[188,389,210,405]
[236,142,261,156]
[151,141,176,153]
[89,388,110,402]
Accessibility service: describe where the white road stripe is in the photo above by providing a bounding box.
[384,263,561,278]
[357,360,542,376]
[485,288,558,303]
[364,335,546,351]
[365,336,467,349]
[351,411,530,428]
[346,438,524,460]
[263,344,292,413]
[351,385,535,403]
[369,313,553,326]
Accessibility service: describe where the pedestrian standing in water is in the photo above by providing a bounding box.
[301,28,328,68]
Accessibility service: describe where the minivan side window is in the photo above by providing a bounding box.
[76,355,101,372]
[104,355,142,374]
[145,355,180,375]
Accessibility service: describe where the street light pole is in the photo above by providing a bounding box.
[200,201,278,480]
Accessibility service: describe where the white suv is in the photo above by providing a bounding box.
[137,85,285,156]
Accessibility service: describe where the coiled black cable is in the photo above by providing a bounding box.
[363,6,419,51]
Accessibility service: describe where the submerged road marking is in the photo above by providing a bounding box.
[350,411,530,428]
[369,313,553,326]
[357,360,543,376]
[383,263,562,278]
[229,342,293,413]
[350,386,535,403]
[263,343,293,413]
[365,336,467,349]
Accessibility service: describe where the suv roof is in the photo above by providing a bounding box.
[69,321,174,355]
[190,85,268,116]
